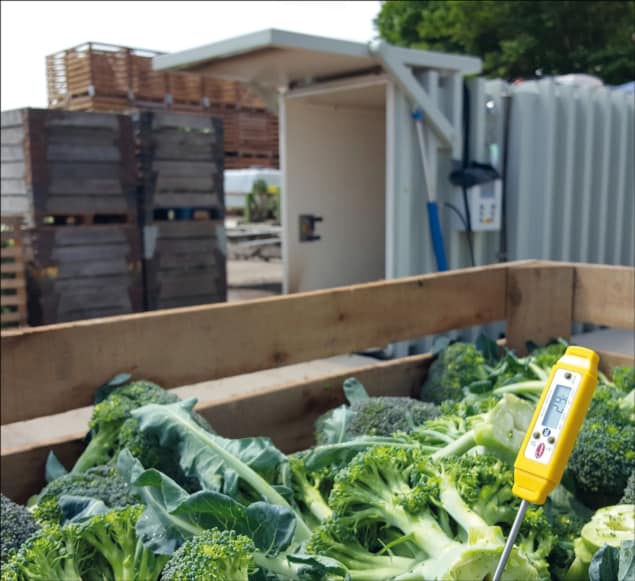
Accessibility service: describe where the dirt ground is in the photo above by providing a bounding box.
[226,258,282,301]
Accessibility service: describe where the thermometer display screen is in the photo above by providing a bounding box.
[543,384,572,429]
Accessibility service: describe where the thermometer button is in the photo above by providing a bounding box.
[542,428,551,437]
[533,431,540,439]
[548,436,555,444]
[535,443,546,459]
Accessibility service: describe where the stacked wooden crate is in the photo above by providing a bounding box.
[47,42,279,169]
[0,109,143,325]
[0,217,28,328]
[136,110,227,310]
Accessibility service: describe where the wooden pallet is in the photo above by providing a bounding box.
[136,110,227,311]
[1,108,138,223]
[0,217,28,328]
[1,261,633,501]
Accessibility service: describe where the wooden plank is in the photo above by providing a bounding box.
[0,295,21,307]
[155,174,215,192]
[573,264,635,329]
[155,220,222,239]
[49,225,131,246]
[1,110,24,129]
[0,352,431,502]
[0,278,25,290]
[0,196,30,215]
[44,196,132,214]
[151,112,215,130]
[1,126,25,145]
[0,246,22,258]
[0,179,28,195]
[1,145,24,162]
[0,311,23,324]
[46,111,119,129]
[153,193,221,208]
[48,177,124,196]
[505,264,575,355]
[597,349,635,374]
[0,262,24,274]
[157,273,223,299]
[51,243,132,262]
[1,438,85,503]
[1,263,508,423]
[156,252,222,269]
[156,237,220,255]
[47,143,120,162]
[153,160,219,177]
[1,161,26,178]
[54,259,131,278]
[48,162,122,179]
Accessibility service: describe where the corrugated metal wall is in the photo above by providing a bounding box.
[408,77,634,351]
[486,78,634,267]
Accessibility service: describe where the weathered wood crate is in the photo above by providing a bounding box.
[1,108,137,224]
[0,217,28,328]
[1,261,633,501]
[136,111,227,310]
[26,223,143,325]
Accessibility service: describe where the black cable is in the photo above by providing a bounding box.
[444,202,469,231]
[461,83,476,267]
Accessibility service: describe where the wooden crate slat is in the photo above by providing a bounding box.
[0,246,22,259]
[505,264,575,355]
[1,311,23,324]
[0,263,508,424]
[573,264,635,329]
[0,278,25,290]
[0,295,22,307]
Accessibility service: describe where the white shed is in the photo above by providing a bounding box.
[154,29,482,295]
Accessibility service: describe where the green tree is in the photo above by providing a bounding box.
[375,1,635,84]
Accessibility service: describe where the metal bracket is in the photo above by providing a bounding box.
[299,214,323,242]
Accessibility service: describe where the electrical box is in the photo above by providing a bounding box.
[451,179,502,231]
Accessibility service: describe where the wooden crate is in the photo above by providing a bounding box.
[1,108,137,224]
[0,217,28,328]
[25,223,143,325]
[136,110,227,310]
[1,261,633,501]
[46,42,267,111]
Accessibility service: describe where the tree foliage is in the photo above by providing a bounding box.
[374,1,635,84]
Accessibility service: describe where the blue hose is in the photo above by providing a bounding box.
[427,201,448,271]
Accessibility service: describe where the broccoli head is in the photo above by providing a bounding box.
[420,342,488,403]
[160,528,254,581]
[568,404,635,508]
[0,495,39,565]
[612,366,635,393]
[76,504,168,581]
[30,465,138,525]
[71,381,179,474]
[347,396,440,437]
[1,523,82,581]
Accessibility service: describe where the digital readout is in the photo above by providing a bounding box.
[543,384,572,429]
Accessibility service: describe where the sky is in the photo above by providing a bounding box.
[0,0,381,111]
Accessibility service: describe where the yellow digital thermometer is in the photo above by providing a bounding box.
[493,346,599,581]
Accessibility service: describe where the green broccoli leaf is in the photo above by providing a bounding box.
[589,541,635,581]
[44,451,68,484]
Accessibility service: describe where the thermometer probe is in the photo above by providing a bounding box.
[492,346,599,581]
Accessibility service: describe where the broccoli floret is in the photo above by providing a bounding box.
[288,454,336,528]
[410,394,535,464]
[621,472,635,504]
[76,504,167,581]
[527,339,568,373]
[1,523,82,581]
[30,465,138,525]
[160,528,254,581]
[0,495,39,565]
[420,342,488,403]
[347,397,440,437]
[568,407,635,508]
[307,517,419,580]
[516,507,558,580]
[612,366,635,393]
[327,446,542,580]
[71,381,179,474]
[565,504,635,581]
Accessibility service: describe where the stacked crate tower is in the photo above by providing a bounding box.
[0,108,143,325]
[46,42,279,169]
[136,111,227,310]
